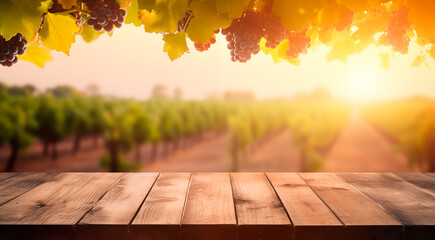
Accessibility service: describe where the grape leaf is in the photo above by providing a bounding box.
[163,31,188,61]
[58,0,77,9]
[18,41,53,68]
[260,38,300,65]
[0,0,49,41]
[138,0,156,12]
[215,0,250,19]
[125,0,142,27]
[318,0,346,29]
[40,12,79,55]
[379,52,390,70]
[336,0,371,12]
[141,0,188,33]
[408,0,435,42]
[411,54,428,68]
[429,44,435,62]
[117,0,132,9]
[187,0,231,43]
[272,0,321,32]
[326,38,356,62]
[352,11,388,44]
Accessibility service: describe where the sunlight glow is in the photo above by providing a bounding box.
[348,68,379,102]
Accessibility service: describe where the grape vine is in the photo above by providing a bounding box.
[0,0,433,68]
[387,7,411,54]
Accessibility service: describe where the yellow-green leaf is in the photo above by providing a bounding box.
[379,52,390,70]
[187,0,231,43]
[18,41,53,68]
[40,12,79,55]
[326,38,357,62]
[272,0,321,32]
[0,0,49,41]
[336,0,371,12]
[58,0,77,9]
[163,31,188,61]
[117,0,132,9]
[141,0,188,34]
[138,0,156,11]
[215,0,250,18]
[125,0,142,27]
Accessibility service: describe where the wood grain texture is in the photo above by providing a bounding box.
[0,173,18,183]
[299,173,402,240]
[181,173,236,240]
[0,173,58,206]
[339,172,435,240]
[131,172,191,240]
[267,172,342,240]
[231,173,291,240]
[0,173,121,240]
[394,173,435,195]
[77,173,159,240]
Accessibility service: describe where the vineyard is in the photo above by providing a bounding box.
[0,83,351,172]
[360,98,435,171]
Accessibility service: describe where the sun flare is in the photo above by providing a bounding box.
[348,68,379,102]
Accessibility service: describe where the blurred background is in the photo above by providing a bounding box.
[0,26,434,173]
[0,82,433,173]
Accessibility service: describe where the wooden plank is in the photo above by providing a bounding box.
[394,173,435,195]
[131,172,191,240]
[299,173,402,240]
[181,173,236,240]
[77,173,159,240]
[266,172,343,240]
[0,172,18,183]
[0,173,58,206]
[0,173,121,240]
[340,173,435,240]
[230,173,291,240]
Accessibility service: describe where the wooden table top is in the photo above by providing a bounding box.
[0,172,433,240]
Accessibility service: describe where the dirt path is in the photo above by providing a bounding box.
[0,138,106,172]
[140,133,232,172]
[323,111,409,172]
[140,130,302,172]
[239,130,301,171]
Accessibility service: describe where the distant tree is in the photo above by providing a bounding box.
[127,103,152,161]
[33,94,66,159]
[2,95,37,171]
[151,84,168,100]
[85,83,100,97]
[8,84,36,96]
[46,85,79,98]
[64,96,92,153]
[173,87,183,100]
[102,101,135,172]
[0,82,8,93]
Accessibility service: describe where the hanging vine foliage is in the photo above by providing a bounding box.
[0,0,434,68]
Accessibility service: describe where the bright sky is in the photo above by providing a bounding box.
[0,24,434,102]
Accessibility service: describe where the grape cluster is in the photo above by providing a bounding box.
[178,11,193,31]
[0,34,27,67]
[263,5,288,49]
[387,7,410,54]
[222,11,263,63]
[336,9,354,32]
[85,0,126,32]
[194,37,216,52]
[287,31,311,58]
